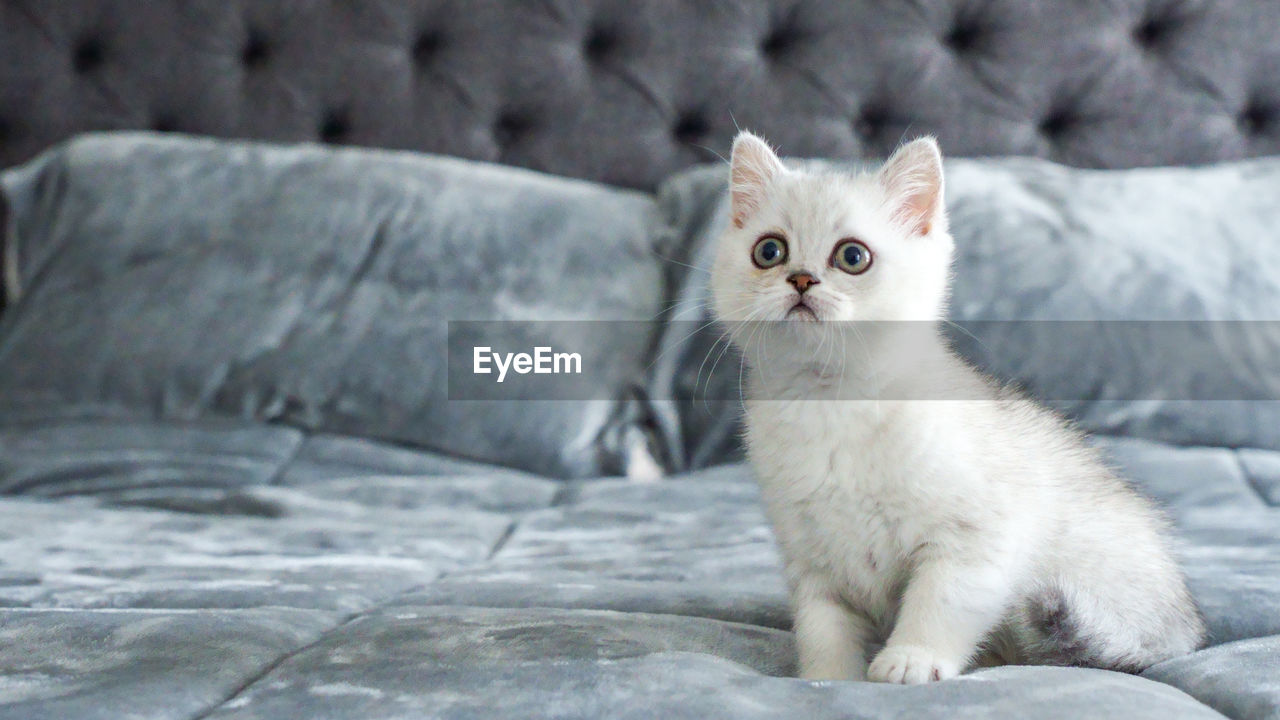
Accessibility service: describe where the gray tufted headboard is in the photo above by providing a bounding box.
[2,1,1280,190]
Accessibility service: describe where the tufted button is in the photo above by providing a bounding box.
[761,27,799,60]
[319,110,350,143]
[494,111,533,148]
[854,107,888,139]
[673,112,709,144]
[1132,16,1174,48]
[584,25,620,62]
[412,30,444,66]
[72,37,106,74]
[242,30,271,68]
[1239,102,1274,134]
[943,22,983,53]
[1038,109,1075,138]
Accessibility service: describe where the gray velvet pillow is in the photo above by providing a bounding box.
[0,133,666,479]
[652,156,1280,469]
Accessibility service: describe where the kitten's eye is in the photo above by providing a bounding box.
[752,235,788,269]
[831,239,873,275]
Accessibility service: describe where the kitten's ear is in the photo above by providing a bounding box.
[729,131,786,229]
[877,137,944,236]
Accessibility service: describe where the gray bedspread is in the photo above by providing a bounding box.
[1,419,1277,720]
[3,135,1279,719]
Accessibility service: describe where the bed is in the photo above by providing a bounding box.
[2,2,1279,718]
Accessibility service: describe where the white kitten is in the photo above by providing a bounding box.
[711,131,1205,684]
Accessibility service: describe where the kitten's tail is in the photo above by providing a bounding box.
[1006,585,1204,673]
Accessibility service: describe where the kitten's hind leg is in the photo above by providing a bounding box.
[793,577,875,681]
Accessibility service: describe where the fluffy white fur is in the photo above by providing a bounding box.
[711,132,1205,684]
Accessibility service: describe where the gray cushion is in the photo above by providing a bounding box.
[651,156,1280,469]
[0,133,666,478]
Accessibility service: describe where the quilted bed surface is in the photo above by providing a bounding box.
[3,135,1279,718]
[1,420,1277,719]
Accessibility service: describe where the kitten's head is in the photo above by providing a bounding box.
[710,132,953,337]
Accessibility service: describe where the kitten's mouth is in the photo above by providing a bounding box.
[786,301,819,322]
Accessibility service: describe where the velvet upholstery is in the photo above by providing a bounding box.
[4,1,1280,189]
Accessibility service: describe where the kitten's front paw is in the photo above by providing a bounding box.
[867,645,957,685]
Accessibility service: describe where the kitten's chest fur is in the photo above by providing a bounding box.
[746,397,964,620]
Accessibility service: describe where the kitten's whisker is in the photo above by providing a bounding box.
[811,317,825,370]
[644,315,725,372]
[836,321,848,401]
[821,317,837,382]
[942,319,994,357]
[759,317,773,407]
[828,321,839,383]
[692,329,730,412]
[707,305,768,412]
[847,321,874,374]
[893,121,919,153]
[649,296,708,322]
[655,295,707,311]
[737,312,769,414]
[848,320,881,416]
[693,143,729,165]
[698,330,735,414]
[653,252,711,275]
[750,314,774,411]
[683,298,755,411]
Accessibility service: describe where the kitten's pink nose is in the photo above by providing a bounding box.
[787,272,820,294]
